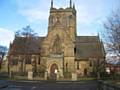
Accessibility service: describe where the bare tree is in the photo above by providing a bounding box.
[15,25,38,75]
[15,25,37,37]
[104,10,120,58]
[102,8,120,81]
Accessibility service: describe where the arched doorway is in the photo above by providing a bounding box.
[50,63,58,80]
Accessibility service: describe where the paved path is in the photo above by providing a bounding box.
[5,80,98,90]
[0,80,9,89]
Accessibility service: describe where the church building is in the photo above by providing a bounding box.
[8,0,105,80]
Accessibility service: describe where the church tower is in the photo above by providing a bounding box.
[40,0,78,79]
[48,0,77,41]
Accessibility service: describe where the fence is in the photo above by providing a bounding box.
[97,80,120,90]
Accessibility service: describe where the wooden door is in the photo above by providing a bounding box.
[50,64,58,80]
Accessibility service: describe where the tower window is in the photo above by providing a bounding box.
[49,16,53,26]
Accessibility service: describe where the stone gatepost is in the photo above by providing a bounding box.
[44,71,48,80]
[72,73,77,81]
[56,71,60,80]
[28,71,33,80]
[9,70,13,78]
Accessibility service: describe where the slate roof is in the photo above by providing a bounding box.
[75,36,105,59]
[9,36,105,59]
[9,36,44,55]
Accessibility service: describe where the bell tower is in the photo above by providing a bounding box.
[48,0,77,41]
[42,0,77,77]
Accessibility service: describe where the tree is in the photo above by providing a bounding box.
[104,10,120,58]
[15,25,37,37]
[15,25,38,75]
[103,10,120,80]
[0,45,7,70]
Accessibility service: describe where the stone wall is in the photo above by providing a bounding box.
[75,60,90,76]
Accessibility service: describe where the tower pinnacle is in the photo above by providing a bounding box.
[70,0,72,8]
[73,3,75,9]
[51,0,53,8]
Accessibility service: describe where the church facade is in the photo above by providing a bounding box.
[8,0,105,80]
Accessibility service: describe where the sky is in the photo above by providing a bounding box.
[0,0,119,47]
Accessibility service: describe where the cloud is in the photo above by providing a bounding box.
[75,0,105,24]
[0,28,14,47]
[19,9,49,22]
[15,0,111,24]
[14,0,118,37]
[15,0,50,22]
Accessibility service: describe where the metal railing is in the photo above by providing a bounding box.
[97,80,120,90]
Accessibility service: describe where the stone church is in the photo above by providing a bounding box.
[8,0,105,80]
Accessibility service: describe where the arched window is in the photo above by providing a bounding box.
[63,17,67,26]
[49,16,53,26]
[67,15,73,26]
[67,16,70,26]
[52,35,62,54]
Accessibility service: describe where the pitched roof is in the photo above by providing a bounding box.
[9,36,105,59]
[75,36,105,59]
[76,36,99,43]
[9,36,44,55]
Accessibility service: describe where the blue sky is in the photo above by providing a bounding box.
[0,0,119,47]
